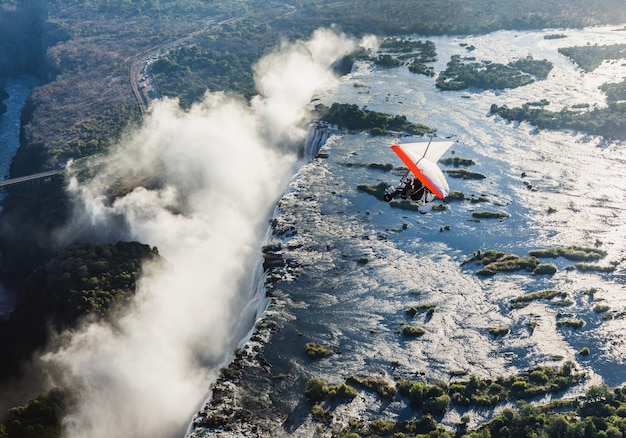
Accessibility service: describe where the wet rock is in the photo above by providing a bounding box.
[331,55,355,76]
[263,251,285,270]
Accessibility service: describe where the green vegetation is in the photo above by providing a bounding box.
[314,103,433,136]
[305,378,358,402]
[355,363,582,409]
[54,104,143,162]
[375,38,438,76]
[471,211,510,220]
[559,43,626,72]
[355,256,369,265]
[445,168,486,180]
[576,263,617,273]
[544,33,567,40]
[450,362,583,406]
[557,318,585,329]
[463,249,506,265]
[446,190,467,201]
[439,157,476,167]
[406,303,437,317]
[25,241,159,324]
[357,182,389,200]
[333,414,445,437]
[510,55,554,79]
[594,304,610,313]
[469,385,625,438]
[3,388,69,438]
[510,289,568,308]
[373,54,401,68]
[463,250,545,276]
[305,342,334,359]
[343,162,394,172]
[600,78,626,103]
[436,55,552,91]
[311,404,333,425]
[529,245,607,261]
[533,263,558,275]
[408,59,436,77]
[380,38,436,60]
[487,326,510,337]
[463,245,612,277]
[401,325,426,337]
[490,79,626,139]
[346,376,397,399]
[151,45,259,106]
[0,241,158,378]
[491,44,626,139]
[311,362,589,437]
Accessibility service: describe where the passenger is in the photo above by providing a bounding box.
[383,176,425,201]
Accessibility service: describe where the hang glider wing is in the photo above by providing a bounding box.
[390,140,454,199]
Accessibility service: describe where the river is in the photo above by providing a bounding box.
[0,75,39,317]
[190,24,626,436]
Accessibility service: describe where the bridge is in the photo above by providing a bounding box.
[0,169,63,188]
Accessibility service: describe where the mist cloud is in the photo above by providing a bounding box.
[42,29,359,438]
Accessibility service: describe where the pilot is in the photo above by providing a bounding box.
[383,176,426,202]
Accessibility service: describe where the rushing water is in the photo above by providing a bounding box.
[191,24,626,436]
[0,75,39,317]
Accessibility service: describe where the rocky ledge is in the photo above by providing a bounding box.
[189,238,303,437]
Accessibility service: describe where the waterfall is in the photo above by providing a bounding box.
[303,121,334,159]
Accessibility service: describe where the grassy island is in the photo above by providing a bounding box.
[436,55,552,91]
[490,44,626,140]
[463,245,609,277]
[374,38,438,77]
[315,103,433,136]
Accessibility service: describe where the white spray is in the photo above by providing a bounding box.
[43,29,359,438]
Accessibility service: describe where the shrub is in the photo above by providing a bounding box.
[557,319,585,329]
[305,378,357,402]
[5,389,68,438]
[333,383,358,400]
[402,325,426,337]
[424,393,451,415]
[472,211,509,219]
[487,326,509,337]
[305,342,334,359]
[405,304,436,316]
[511,289,567,307]
[529,370,549,385]
[305,378,329,402]
[533,263,557,275]
[576,263,616,272]
[346,376,397,399]
[408,382,426,406]
[311,405,333,425]
[511,380,528,395]
[529,245,607,261]
[369,419,396,435]
[594,304,610,313]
